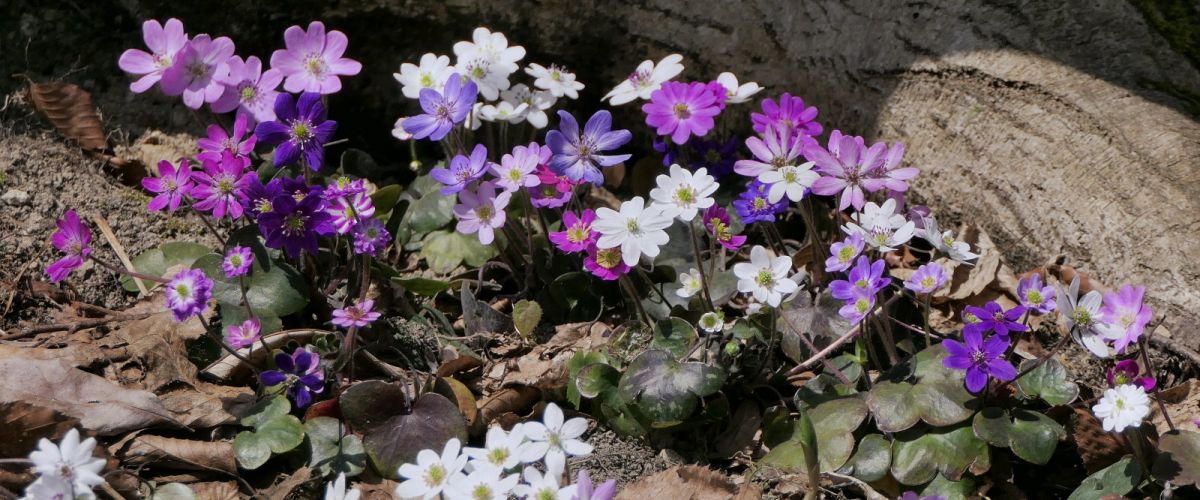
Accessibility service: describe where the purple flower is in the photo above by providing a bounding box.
[546,110,632,185]
[1106,359,1156,391]
[703,206,746,251]
[260,346,325,408]
[689,136,739,179]
[734,125,807,178]
[807,130,883,211]
[549,209,598,253]
[403,73,477,141]
[830,256,890,301]
[323,176,367,200]
[352,217,390,256]
[573,469,617,500]
[240,175,286,220]
[838,294,875,323]
[584,244,631,281]
[332,299,381,328]
[226,318,261,349]
[165,268,213,322]
[732,179,787,224]
[642,81,721,145]
[528,164,576,208]
[963,301,1028,338]
[159,34,236,109]
[942,329,1017,393]
[1099,285,1153,354]
[432,144,490,195]
[1017,273,1057,315]
[192,151,254,220]
[862,142,919,193]
[750,93,822,137]
[142,159,194,213]
[255,92,338,171]
[46,210,92,282]
[825,233,864,273]
[652,136,682,167]
[454,181,511,245]
[118,18,188,93]
[899,493,945,500]
[197,114,257,164]
[222,246,254,278]
[269,21,362,94]
[904,263,948,295]
[326,192,375,234]
[257,189,334,258]
[212,55,282,124]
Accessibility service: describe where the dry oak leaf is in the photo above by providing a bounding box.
[113,434,238,475]
[0,401,80,459]
[616,465,761,500]
[28,81,146,184]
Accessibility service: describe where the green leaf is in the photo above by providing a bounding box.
[1068,455,1140,500]
[512,300,543,338]
[306,417,367,477]
[891,424,991,485]
[420,230,497,273]
[407,193,455,234]
[256,415,305,454]
[1014,358,1080,406]
[576,362,621,400]
[760,396,869,472]
[370,185,403,216]
[651,317,698,359]
[233,395,305,469]
[339,380,411,433]
[617,349,724,428]
[194,254,308,318]
[341,149,381,178]
[844,434,891,481]
[567,351,608,407]
[1153,430,1200,486]
[392,277,452,297]
[234,431,271,469]
[867,346,980,432]
[363,393,468,480]
[920,474,976,500]
[972,407,1065,465]
[239,395,291,428]
[121,241,212,292]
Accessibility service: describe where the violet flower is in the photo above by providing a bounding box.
[807,130,883,211]
[326,192,375,234]
[403,73,477,141]
[652,136,682,167]
[904,263,948,295]
[142,159,194,213]
[824,233,864,273]
[323,176,367,200]
[838,294,875,323]
[432,143,490,195]
[942,329,1017,393]
[549,209,598,253]
[159,34,235,109]
[222,246,254,278]
[573,469,617,500]
[689,136,739,179]
[255,92,338,171]
[212,55,282,124]
[352,217,390,256]
[1017,273,1057,315]
[118,18,188,93]
[642,81,721,145]
[239,176,287,221]
[528,164,576,208]
[256,188,334,258]
[732,179,787,224]
[1107,359,1156,391]
[270,21,362,94]
[584,243,631,281]
[546,110,632,185]
[454,181,511,245]
[192,151,254,220]
[332,299,381,328]
[226,318,261,349]
[260,346,325,408]
[703,205,746,251]
[1099,284,1153,354]
[197,114,257,164]
[165,268,213,322]
[862,141,919,193]
[734,125,806,178]
[750,93,822,137]
[962,301,1028,338]
[829,256,890,301]
[46,210,92,283]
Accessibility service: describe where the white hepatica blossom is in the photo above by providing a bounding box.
[512,463,577,500]
[842,198,915,252]
[454,27,526,76]
[715,71,763,104]
[1093,384,1151,432]
[650,164,718,221]
[521,403,594,474]
[603,54,684,105]
[392,117,413,141]
[463,424,528,471]
[758,161,819,203]
[1057,276,1123,358]
[501,84,557,128]
[394,53,454,99]
[525,63,584,99]
[594,196,677,266]
[395,438,468,500]
[457,57,511,101]
[921,215,980,263]
[446,463,520,500]
[676,268,703,298]
[323,473,361,500]
[22,475,75,500]
[478,101,529,124]
[28,428,106,499]
[465,102,486,131]
[699,311,725,333]
[733,245,798,307]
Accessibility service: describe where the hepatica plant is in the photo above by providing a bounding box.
[32,17,1199,500]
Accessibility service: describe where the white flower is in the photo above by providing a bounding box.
[525,63,584,99]
[1093,384,1151,432]
[28,428,106,498]
[456,58,511,101]
[445,463,520,500]
[465,102,486,131]
[842,199,915,252]
[676,268,703,298]
[21,475,75,500]
[649,164,718,221]
[758,162,819,203]
[603,54,684,105]
[921,215,980,263]
[324,473,361,500]
[745,300,765,315]
[395,438,468,500]
[479,101,529,124]
[392,117,413,141]
[501,84,557,128]
[594,196,677,266]
[699,311,725,333]
[521,403,594,475]
[463,424,528,471]
[394,53,454,99]
[512,463,577,500]
[454,27,525,76]
[715,72,763,104]
[733,245,798,308]
[1056,276,1123,358]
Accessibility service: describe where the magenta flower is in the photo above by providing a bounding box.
[704,80,729,110]
[1017,273,1056,315]
[352,217,390,256]
[807,130,884,211]
[46,210,92,283]
[1107,359,1156,391]
[226,318,261,349]
[270,21,362,94]
[829,256,890,301]
[904,263,948,295]
[260,346,324,408]
[641,81,722,145]
[549,209,597,253]
[118,18,188,93]
[212,55,282,124]
[454,181,511,245]
[326,192,375,234]
[142,159,194,213]
[862,142,919,193]
[546,110,632,185]
[192,151,254,220]
[825,233,865,273]
[1100,285,1153,354]
[584,243,631,281]
[165,268,213,322]
[702,206,746,251]
[403,73,477,141]
[159,34,236,109]
[222,246,254,278]
[323,176,367,200]
[432,144,490,195]
[750,93,822,137]
[942,329,1017,393]
[733,125,807,178]
[963,301,1028,338]
[254,92,338,171]
[332,299,381,328]
[528,164,576,208]
[197,114,257,164]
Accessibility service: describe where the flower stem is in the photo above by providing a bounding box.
[620,275,652,326]
[687,221,715,311]
[1138,318,1176,432]
[922,294,934,348]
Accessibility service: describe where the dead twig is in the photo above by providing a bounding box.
[1,311,155,341]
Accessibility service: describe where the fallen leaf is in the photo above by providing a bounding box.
[616,465,761,500]
[114,435,238,475]
[478,386,541,425]
[28,81,145,184]
[493,322,611,392]
[1151,380,1200,436]
[262,465,312,499]
[185,481,240,500]
[1068,407,1132,473]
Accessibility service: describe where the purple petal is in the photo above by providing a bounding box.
[965,368,988,392]
[986,359,1017,382]
[259,370,287,386]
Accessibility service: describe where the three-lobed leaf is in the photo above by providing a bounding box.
[1014,358,1079,406]
[890,424,991,485]
[972,407,1065,465]
[616,349,724,428]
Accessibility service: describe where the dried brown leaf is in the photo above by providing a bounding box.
[616,465,761,500]
[28,81,145,184]
[478,386,541,425]
[189,482,241,500]
[491,322,610,392]
[0,401,79,459]
[115,435,237,475]
[1068,407,1132,473]
[262,465,311,499]
[1151,380,1200,435]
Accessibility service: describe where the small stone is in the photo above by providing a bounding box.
[1,189,30,206]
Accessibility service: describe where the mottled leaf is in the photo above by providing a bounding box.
[392,277,452,297]
[338,380,410,433]
[421,230,497,273]
[891,424,991,485]
[1153,430,1200,486]
[567,351,608,407]
[121,242,212,292]
[1068,455,1139,500]
[972,407,1065,465]
[617,349,724,428]
[306,417,367,477]
[760,396,868,472]
[576,362,621,400]
[1015,358,1079,406]
[844,434,891,481]
[651,317,698,359]
[363,393,468,480]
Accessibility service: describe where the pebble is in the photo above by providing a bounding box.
[1,189,30,206]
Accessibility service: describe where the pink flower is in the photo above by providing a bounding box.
[733,125,809,178]
[549,209,598,253]
[326,192,375,234]
[142,159,194,213]
[641,81,722,145]
[807,130,885,211]
[226,318,261,349]
[46,210,92,283]
[191,151,254,220]
[863,142,919,193]
[212,55,283,124]
[222,246,254,278]
[528,164,576,208]
[270,21,362,94]
[454,181,511,245]
[332,299,381,328]
[159,34,236,109]
[490,142,547,192]
[750,92,822,138]
[197,114,257,164]
[584,244,631,281]
[118,18,188,93]
[1100,285,1153,354]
